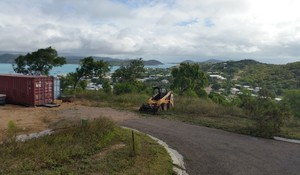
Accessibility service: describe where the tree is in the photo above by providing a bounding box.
[112,58,145,83]
[171,63,208,96]
[111,58,146,95]
[13,47,66,75]
[61,57,110,91]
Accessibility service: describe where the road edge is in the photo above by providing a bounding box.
[122,126,189,175]
[273,136,300,144]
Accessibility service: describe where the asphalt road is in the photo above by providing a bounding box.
[121,117,300,175]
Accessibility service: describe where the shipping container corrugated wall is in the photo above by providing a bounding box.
[0,75,54,106]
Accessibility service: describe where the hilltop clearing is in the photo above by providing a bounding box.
[0,101,138,140]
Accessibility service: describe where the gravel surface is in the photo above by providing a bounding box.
[121,117,300,175]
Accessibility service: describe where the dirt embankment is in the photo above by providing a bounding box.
[0,101,138,140]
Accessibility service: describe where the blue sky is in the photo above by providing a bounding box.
[0,0,300,64]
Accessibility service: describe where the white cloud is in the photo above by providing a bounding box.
[0,0,299,63]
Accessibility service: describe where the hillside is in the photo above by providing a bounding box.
[200,59,300,95]
[0,54,163,66]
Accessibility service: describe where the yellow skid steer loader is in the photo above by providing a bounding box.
[139,87,174,113]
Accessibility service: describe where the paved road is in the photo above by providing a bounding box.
[121,118,300,175]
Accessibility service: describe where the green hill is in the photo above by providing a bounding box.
[200,59,300,95]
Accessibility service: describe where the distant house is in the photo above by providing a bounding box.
[230,88,240,94]
[253,87,261,94]
[210,75,227,80]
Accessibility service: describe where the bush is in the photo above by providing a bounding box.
[283,89,300,118]
[208,92,228,105]
[174,96,244,117]
[182,90,198,98]
[6,120,18,142]
[238,93,292,138]
[102,79,112,94]
[252,100,292,137]
[113,82,138,95]
[195,88,208,98]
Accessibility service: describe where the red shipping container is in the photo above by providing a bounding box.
[0,75,54,106]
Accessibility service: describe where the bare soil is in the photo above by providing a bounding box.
[0,100,138,140]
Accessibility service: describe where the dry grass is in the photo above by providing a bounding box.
[0,118,173,175]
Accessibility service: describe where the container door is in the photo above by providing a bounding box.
[34,79,44,105]
[44,78,53,104]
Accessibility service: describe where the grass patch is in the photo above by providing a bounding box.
[160,96,300,139]
[73,91,300,140]
[76,91,148,109]
[0,118,173,175]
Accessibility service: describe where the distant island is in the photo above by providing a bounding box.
[181,59,223,64]
[0,54,163,66]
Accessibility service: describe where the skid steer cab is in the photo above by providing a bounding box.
[139,87,174,114]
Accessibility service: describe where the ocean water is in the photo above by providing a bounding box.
[0,63,177,75]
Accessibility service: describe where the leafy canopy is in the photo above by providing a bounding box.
[61,57,110,91]
[112,58,145,83]
[171,63,208,95]
[13,47,66,75]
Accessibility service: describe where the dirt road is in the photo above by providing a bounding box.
[121,117,300,175]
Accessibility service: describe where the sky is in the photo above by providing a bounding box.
[0,0,300,64]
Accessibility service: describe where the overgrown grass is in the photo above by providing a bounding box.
[76,91,148,109]
[162,96,300,139]
[0,118,173,175]
[277,118,300,139]
[157,96,255,136]
[72,91,300,139]
[173,96,245,118]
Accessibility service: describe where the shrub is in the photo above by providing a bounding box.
[113,82,138,95]
[102,79,112,94]
[7,120,18,141]
[208,92,228,105]
[238,93,292,138]
[252,99,292,137]
[173,96,244,117]
[283,89,300,118]
[182,90,198,98]
[195,88,208,98]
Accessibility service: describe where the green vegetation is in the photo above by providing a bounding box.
[0,118,173,175]
[171,63,208,97]
[201,59,300,96]
[76,90,149,109]
[13,47,66,75]
[112,58,147,95]
[283,89,300,118]
[6,120,18,142]
[112,58,145,83]
[73,90,300,139]
[61,56,110,91]
[237,91,292,137]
